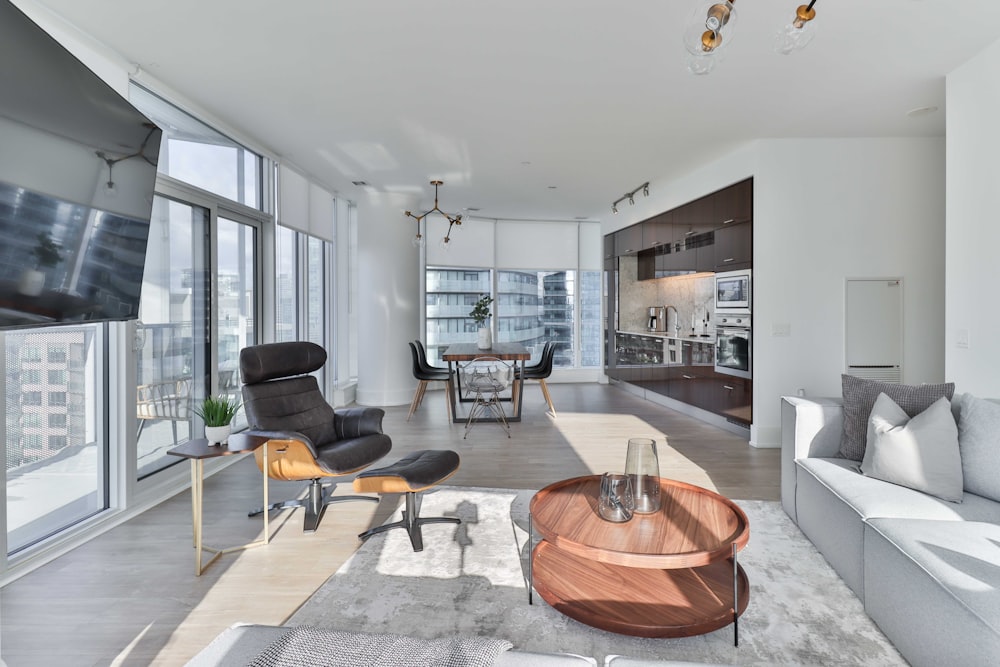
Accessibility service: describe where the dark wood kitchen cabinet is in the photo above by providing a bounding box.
[614,225,642,256]
[706,375,752,426]
[713,220,752,271]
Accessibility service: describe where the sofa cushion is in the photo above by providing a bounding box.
[797,457,1000,523]
[839,374,955,461]
[957,393,1000,503]
[861,394,963,502]
[864,518,1000,666]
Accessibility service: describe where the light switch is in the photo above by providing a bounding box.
[771,322,791,337]
[956,329,970,349]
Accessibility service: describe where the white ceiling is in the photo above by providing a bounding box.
[29,0,1000,221]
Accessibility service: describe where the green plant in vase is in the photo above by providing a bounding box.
[470,294,494,349]
[195,395,241,445]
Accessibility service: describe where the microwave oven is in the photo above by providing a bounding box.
[715,269,751,312]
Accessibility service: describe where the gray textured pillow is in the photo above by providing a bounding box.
[840,374,955,461]
[861,393,963,503]
[957,393,1000,502]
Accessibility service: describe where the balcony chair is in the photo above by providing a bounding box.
[515,342,556,417]
[135,377,192,446]
[240,341,392,533]
[461,356,513,439]
[407,341,453,422]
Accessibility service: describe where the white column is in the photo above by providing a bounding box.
[355,190,421,406]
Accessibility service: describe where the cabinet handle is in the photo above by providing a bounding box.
[722,218,735,225]
[723,384,735,391]
[722,257,735,263]
[683,374,695,380]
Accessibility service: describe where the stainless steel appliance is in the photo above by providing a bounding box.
[715,312,751,379]
[715,269,751,313]
[647,306,666,332]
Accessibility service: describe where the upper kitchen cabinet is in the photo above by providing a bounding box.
[714,178,753,226]
[713,220,752,270]
[642,211,673,251]
[603,233,616,261]
[614,225,643,256]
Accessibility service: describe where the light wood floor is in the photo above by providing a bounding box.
[0,383,779,666]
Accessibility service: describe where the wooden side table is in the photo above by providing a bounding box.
[529,475,750,644]
[168,433,271,575]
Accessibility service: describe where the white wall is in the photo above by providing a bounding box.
[946,37,1000,397]
[605,138,946,447]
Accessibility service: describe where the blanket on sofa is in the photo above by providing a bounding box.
[248,626,513,667]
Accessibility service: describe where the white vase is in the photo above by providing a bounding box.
[477,327,492,350]
[18,269,45,296]
[205,424,231,446]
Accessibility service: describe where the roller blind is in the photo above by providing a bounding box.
[426,216,495,267]
[277,164,309,233]
[579,222,602,270]
[496,221,577,269]
[309,183,334,242]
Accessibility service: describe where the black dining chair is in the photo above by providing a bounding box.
[414,339,449,374]
[407,342,453,421]
[516,342,556,417]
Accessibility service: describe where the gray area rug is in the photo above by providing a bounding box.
[289,487,906,666]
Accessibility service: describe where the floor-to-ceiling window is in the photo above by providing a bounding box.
[3,324,107,554]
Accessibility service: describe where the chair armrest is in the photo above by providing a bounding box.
[334,407,385,439]
[780,396,844,521]
[246,429,319,459]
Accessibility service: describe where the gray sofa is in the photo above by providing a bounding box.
[781,395,1000,667]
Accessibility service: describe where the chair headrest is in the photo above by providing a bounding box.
[240,342,327,385]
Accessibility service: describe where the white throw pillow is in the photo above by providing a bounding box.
[861,393,964,503]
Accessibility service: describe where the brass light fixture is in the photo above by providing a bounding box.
[683,0,821,74]
[775,1,819,55]
[404,180,463,249]
[612,182,650,214]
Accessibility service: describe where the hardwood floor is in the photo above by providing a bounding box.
[0,383,778,666]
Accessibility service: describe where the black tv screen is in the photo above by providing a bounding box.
[0,0,161,329]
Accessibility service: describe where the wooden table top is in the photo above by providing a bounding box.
[167,433,270,460]
[530,475,749,569]
[441,342,531,362]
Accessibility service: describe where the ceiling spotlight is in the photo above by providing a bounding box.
[628,194,635,206]
[775,1,819,55]
[643,184,650,197]
[612,204,618,214]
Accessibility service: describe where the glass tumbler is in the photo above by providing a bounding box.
[597,473,635,522]
[625,437,661,513]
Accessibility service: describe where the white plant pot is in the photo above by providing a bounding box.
[18,269,45,296]
[205,424,231,446]
[477,327,492,350]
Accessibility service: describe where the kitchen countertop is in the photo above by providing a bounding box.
[618,330,716,343]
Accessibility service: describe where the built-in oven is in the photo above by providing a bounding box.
[715,269,751,313]
[715,313,751,379]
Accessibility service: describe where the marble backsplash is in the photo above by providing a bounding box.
[618,255,715,335]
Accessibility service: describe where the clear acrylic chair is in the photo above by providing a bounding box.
[460,356,513,439]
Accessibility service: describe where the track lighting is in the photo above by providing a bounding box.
[405,180,463,250]
[611,182,650,214]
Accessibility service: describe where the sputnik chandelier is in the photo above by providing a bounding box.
[405,180,463,250]
[684,0,820,75]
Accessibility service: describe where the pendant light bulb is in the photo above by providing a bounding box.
[411,233,425,248]
[775,3,818,55]
[684,0,737,62]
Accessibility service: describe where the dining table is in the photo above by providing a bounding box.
[441,342,531,423]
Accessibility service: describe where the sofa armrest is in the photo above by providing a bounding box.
[334,407,385,439]
[780,396,844,522]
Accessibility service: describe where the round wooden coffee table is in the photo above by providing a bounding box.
[529,475,750,642]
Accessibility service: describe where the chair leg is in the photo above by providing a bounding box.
[539,379,556,417]
[357,491,461,552]
[445,378,453,421]
[407,380,427,421]
[248,479,378,533]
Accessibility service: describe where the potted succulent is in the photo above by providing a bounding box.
[470,294,494,349]
[194,394,241,445]
[19,232,63,296]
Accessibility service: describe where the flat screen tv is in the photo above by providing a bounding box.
[0,0,161,329]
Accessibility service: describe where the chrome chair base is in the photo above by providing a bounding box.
[248,478,378,533]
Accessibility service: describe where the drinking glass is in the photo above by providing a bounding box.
[597,473,635,522]
[625,437,661,513]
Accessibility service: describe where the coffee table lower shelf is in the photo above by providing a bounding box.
[531,541,749,638]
